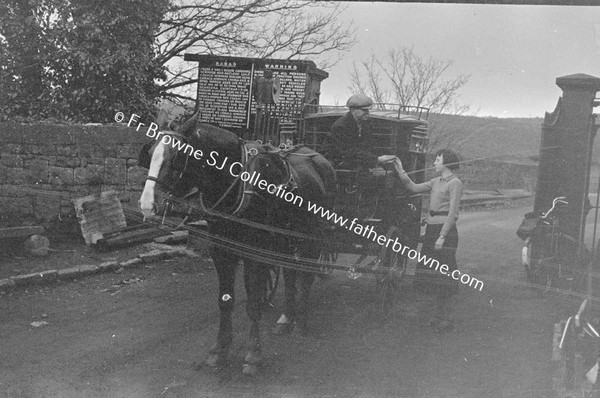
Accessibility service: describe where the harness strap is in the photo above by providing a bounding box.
[195,140,300,216]
[198,193,320,241]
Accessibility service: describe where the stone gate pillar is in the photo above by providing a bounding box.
[535,73,600,243]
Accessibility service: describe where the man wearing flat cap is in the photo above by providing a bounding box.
[322,94,393,171]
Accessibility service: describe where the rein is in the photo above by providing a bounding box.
[200,140,296,216]
[198,140,258,215]
[197,193,320,241]
[148,132,298,225]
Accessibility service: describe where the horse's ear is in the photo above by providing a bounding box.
[178,109,200,136]
[156,109,170,131]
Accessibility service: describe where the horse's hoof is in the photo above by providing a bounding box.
[205,353,227,368]
[272,322,294,335]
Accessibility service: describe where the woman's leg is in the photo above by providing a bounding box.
[434,226,459,332]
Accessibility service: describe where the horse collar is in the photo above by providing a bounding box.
[201,140,297,216]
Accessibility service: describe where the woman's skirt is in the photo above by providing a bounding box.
[413,223,459,297]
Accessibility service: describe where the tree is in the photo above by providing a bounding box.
[0,0,355,122]
[0,0,169,122]
[0,0,69,120]
[349,47,472,151]
[59,0,169,122]
[155,0,356,104]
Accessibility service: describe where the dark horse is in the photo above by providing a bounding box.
[139,111,336,375]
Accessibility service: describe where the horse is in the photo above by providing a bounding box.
[138,110,336,375]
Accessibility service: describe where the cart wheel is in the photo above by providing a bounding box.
[264,266,281,306]
[375,226,406,317]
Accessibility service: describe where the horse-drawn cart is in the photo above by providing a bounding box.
[138,105,431,373]
[291,104,432,312]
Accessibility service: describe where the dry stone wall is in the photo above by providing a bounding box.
[0,122,539,239]
[0,123,150,233]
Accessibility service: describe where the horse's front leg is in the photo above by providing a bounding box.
[205,247,237,368]
[242,259,268,375]
[272,265,297,335]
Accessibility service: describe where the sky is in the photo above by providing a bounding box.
[318,2,600,118]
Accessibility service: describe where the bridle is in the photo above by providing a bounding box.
[145,132,295,223]
[141,130,196,224]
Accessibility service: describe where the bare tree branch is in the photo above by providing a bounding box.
[348,46,473,152]
[155,0,356,98]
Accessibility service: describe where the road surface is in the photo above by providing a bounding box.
[0,206,581,397]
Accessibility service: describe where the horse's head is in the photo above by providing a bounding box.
[138,110,200,217]
[139,110,244,218]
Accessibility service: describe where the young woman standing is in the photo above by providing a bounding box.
[392,149,463,332]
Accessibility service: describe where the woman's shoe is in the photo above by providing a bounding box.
[435,319,454,333]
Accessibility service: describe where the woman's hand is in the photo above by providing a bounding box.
[391,158,405,177]
[435,236,445,250]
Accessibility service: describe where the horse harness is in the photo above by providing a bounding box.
[148,131,310,222]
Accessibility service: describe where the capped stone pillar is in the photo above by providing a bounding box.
[535,73,600,243]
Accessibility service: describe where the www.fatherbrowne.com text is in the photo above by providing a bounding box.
[121,111,484,292]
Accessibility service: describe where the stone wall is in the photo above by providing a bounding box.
[0,122,539,240]
[0,123,149,235]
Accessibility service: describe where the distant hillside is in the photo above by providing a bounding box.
[157,101,599,168]
[427,114,543,164]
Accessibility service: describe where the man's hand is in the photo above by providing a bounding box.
[377,155,398,164]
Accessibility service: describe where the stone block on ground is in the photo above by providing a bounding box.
[153,231,188,245]
[98,260,119,271]
[23,234,50,256]
[58,267,81,280]
[120,258,143,268]
[11,270,58,286]
[78,264,100,276]
[138,250,167,263]
[73,190,127,245]
[0,226,44,239]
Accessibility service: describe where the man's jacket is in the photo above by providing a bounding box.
[321,112,378,170]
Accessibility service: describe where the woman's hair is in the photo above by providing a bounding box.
[435,149,461,171]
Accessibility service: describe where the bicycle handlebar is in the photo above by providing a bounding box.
[542,196,568,219]
[559,298,600,349]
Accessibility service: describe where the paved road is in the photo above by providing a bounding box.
[0,206,579,397]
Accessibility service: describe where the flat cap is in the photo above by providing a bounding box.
[346,94,374,110]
